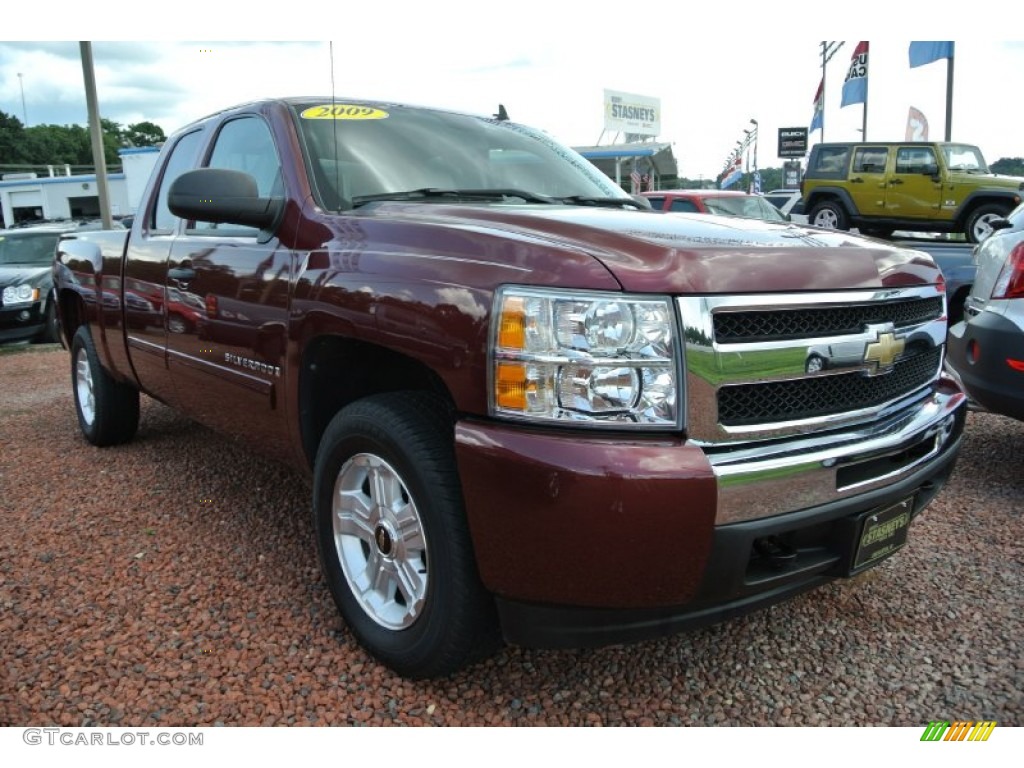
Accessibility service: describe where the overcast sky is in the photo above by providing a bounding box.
[2,4,1021,180]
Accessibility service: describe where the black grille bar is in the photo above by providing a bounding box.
[718,347,942,426]
[714,297,943,343]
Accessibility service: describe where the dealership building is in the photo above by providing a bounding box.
[0,146,160,227]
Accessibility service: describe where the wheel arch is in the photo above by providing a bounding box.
[298,335,457,467]
[804,186,859,218]
[58,289,88,349]
[954,192,1019,228]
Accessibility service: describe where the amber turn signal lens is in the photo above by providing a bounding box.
[495,362,528,410]
[498,297,526,350]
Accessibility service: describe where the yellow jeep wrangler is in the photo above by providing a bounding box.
[801,142,1024,243]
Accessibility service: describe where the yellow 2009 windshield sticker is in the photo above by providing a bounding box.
[300,105,389,120]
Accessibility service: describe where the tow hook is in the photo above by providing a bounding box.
[754,536,797,570]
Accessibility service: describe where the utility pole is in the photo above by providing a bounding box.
[819,41,844,141]
[79,42,113,229]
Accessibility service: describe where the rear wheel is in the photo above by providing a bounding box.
[809,200,849,230]
[167,313,188,334]
[71,325,140,446]
[965,203,1012,244]
[313,392,498,678]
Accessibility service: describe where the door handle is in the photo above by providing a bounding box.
[889,178,903,185]
[851,177,863,184]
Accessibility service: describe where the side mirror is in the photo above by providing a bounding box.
[169,168,282,231]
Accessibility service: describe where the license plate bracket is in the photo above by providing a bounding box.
[850,496,914,574]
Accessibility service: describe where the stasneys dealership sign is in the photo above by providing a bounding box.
[778,127,809,158]
[604,89,661,137]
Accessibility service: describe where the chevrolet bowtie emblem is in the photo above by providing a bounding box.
[864,332,905,372]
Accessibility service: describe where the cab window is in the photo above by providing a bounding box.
[669,198,699,213]
[191,116,283,235]
[895,147,937,175]
[152,130,204,232]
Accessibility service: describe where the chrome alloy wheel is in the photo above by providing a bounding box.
[813,208,839,228]
[332,453,429,630]
[75,346,96,426]
[971,212,1002,244]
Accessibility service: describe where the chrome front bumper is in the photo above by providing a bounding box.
[707,384,966,525]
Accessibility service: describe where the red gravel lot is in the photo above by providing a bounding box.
[1,344,1021,726]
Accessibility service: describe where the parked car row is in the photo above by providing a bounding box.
[946,203,1024,421]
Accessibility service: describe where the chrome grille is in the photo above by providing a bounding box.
[718,347,942,426]
[713,296,943,343]
[678,287,948,443]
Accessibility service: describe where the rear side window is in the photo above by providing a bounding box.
[152,130,204,231]
[852,147,888,173]
[811,146,850,175]
[645,196,665,210]
[669,198,699,213]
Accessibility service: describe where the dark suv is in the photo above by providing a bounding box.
[1,221,103,344]
[801,142,1024,243]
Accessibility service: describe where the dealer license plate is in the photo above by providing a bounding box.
[852,497,914,573]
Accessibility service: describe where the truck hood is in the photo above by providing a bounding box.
[370,203,939,294]
[0,264,50,288]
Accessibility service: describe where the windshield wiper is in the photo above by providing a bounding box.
[351,188,558,207]
[557,195,649,211]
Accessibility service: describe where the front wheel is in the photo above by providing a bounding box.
[964,203,1012,244]
[36,296,59,344]
[809,200,849,230]
[71,325,140,446]
[313,392,498,678]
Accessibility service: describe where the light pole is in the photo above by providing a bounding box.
[17,72,28,125]
[749,118,758,173]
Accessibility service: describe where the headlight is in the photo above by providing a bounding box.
[2,285,40,305]
[490,286,681,429]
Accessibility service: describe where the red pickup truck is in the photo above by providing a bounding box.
[53,98,966,678]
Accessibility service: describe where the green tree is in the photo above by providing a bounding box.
[22,123,92,165]
[124,121,166,147]
[991,157,1024,176]
[0,109,29,164]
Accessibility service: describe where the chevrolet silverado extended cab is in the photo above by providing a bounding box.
[53,98,966,678]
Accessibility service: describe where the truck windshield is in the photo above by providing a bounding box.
[293,102,631,211]
[0,232,61,265]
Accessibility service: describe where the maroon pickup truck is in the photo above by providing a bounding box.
[53,98,966,678]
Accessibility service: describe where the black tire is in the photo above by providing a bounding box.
[167,313,189,334]
[313,392,498,678]
[809,200,849,231]
[36,295,59,344]
[964,203,1012,244]
[859,227,894,239]
[805,353,826,373]
[70,325,140,446]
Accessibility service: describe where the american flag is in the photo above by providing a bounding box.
[630,169,642,194]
